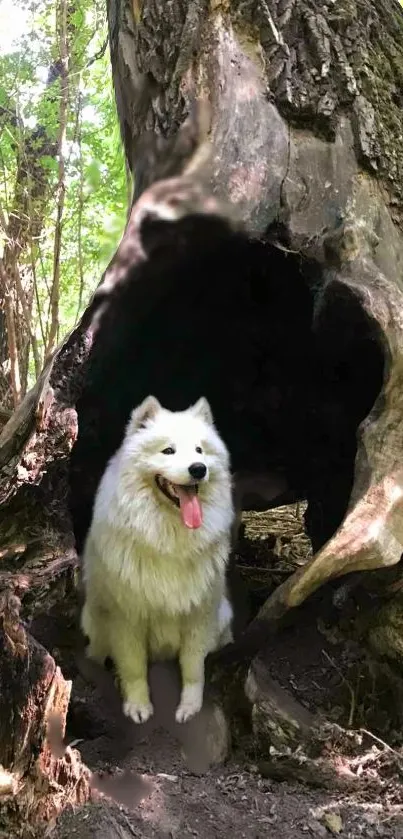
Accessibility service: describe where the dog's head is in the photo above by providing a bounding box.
[123,396,230,529]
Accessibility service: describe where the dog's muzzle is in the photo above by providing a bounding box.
[155,476,201,507]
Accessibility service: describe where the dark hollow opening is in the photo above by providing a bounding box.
[69,217,385,562]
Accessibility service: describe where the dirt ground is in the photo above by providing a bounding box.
[31,506,403,839]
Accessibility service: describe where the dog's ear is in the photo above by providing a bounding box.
[128,395,161,433]
[191,397,214,425]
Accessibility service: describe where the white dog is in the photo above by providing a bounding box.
[81,395,234,724]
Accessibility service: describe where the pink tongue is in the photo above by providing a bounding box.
[176,488,203,529]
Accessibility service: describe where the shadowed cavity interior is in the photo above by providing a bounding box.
[69,219,385,557]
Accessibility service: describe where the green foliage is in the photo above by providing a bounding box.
[0,0,128,390]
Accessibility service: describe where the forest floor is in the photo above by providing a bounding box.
[34,506,403,839]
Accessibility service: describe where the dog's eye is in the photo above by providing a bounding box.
[195,446,203,454]
[162,446,175,455]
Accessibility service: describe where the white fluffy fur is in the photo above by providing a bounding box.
[81,396,234,724]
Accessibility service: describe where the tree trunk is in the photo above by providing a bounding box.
[106,0,403,640]
[1,0,403,832]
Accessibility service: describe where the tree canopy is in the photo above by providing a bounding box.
[0,0,127,411]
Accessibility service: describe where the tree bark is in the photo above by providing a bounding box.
[1,0,403,831]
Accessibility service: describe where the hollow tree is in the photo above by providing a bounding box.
[1,0,403,833]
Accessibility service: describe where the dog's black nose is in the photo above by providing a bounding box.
[188,462,207,480]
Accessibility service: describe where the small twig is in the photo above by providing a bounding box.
[85,37,108,69]
[322,649,356,727]
[359,728,402,759]
[31,241,46,348]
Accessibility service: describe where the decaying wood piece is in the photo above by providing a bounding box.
[0,592,90,836]
[245,657,355,788]
[245,656,399,789]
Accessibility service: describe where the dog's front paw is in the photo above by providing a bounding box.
[175,683,203,723]
[123,699,154,724]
